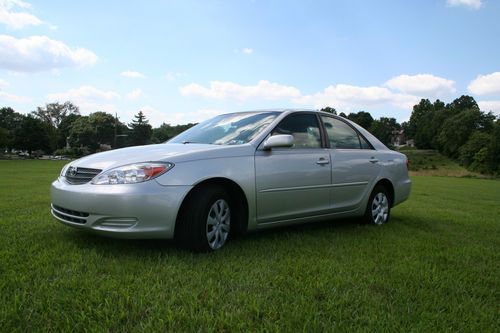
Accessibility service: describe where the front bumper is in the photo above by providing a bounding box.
[51,177,192,239]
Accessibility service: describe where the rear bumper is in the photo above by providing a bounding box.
[50,177,192,239]
[393,178,412,206]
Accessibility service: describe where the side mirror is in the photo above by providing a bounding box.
[263,134,294,150]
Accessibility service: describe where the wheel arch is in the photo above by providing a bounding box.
[373,178,395,207]
[174,177,249,237]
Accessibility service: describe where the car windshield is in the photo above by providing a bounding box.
[169,112,280,145]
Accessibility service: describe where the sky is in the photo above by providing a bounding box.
[0,0,499,126]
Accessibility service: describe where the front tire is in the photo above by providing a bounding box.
[175,186,232,252]
[364,185,391,225]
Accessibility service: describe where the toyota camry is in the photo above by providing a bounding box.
[51,109,411,251]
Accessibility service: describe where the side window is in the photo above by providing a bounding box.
[321,116,362,149]
[272,114,322,148]
[359,135,372,149]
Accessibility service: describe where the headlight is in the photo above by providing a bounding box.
[60,163,71,177]
[91,162,174,185]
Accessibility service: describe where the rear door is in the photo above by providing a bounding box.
[320,116,381,211]
[255,113,331,223]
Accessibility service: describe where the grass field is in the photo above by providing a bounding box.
[398,148,484,178]
[1,160,499,332]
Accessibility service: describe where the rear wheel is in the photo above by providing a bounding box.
[364,185,391,225]
[175,186,232,251]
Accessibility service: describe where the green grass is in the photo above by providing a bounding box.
[1,160,499,332]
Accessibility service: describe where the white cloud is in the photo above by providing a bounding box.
[180,80,301,101]
[0,0,43,29]
[446,0,482,10]
[165,72,186,81]
[0,77,8,88]
[294,84,420,111]
[126,88,142,100]
[47,85,120,104]
[120,70,145,79]
[0,76,30,102]
[468,72,500,96]
[0,90,30,103]
[242,48,253,54]
[478,100,500,116]
[0,35,98,72]
[385,74,456,96]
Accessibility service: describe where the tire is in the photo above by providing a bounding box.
[175,186,233,252]
[364,185,391,225]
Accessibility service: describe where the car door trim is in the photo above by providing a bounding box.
[259,181,368,193]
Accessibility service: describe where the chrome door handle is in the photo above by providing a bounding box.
[369,158,379,163]
[316,158,330,165]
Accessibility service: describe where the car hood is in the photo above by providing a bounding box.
[71,143,255,171]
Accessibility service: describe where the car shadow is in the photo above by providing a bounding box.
[62,217,368,258]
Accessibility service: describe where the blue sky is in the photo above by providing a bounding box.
[0,0,499,126]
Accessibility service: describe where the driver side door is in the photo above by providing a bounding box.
[254,113,331,224]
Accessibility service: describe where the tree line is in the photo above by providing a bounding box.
[1,96,499,174]
[0,102,195,157]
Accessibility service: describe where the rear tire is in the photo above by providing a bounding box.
[175,186,233,252]
[364,185,391,225]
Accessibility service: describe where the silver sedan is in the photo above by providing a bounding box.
[51,109,411,251]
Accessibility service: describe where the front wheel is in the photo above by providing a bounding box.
[175,186,232,252]
[364,185,391,225]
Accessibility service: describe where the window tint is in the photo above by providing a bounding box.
[321,116,361,149]
[272,114,321,148]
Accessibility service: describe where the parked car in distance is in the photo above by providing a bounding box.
[51,109,411,251]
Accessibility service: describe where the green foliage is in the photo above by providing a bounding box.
[32,102,80,152]
[347,111,374,130]
[406,95,499,174]
[0,107,24,149]
[68,112,116,152]
[12,115,52,154]
[320,106,337,114]
[458,131,492,169]
[438,108,495,158]
[0,161,499,331]
[128,111,152,146]
[369,117,400,147]
[151,123,196,143]
[57,113,82,148]
[0,127,7,151]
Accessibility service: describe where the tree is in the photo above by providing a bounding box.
[0,107,24,150]
[68,112,116,152]
[320,106,337,114]
[438,108,495,158]
[458,131,492,170]
[370,117,401,147]
[347,111,374,129]
[0,127,8,152]
[57,113,82,148]
[152,123,196,143]
[32,101,80,152]
[13,115,51,154]
[33,102,80,128]
[128,111,152,146]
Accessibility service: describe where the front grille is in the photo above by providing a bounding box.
[65,166,102,185]
[51,204,89,224]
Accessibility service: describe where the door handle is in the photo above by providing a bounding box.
[369,157,379,164]
[316,158,330,165]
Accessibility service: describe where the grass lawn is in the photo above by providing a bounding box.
[0,160,499,332]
